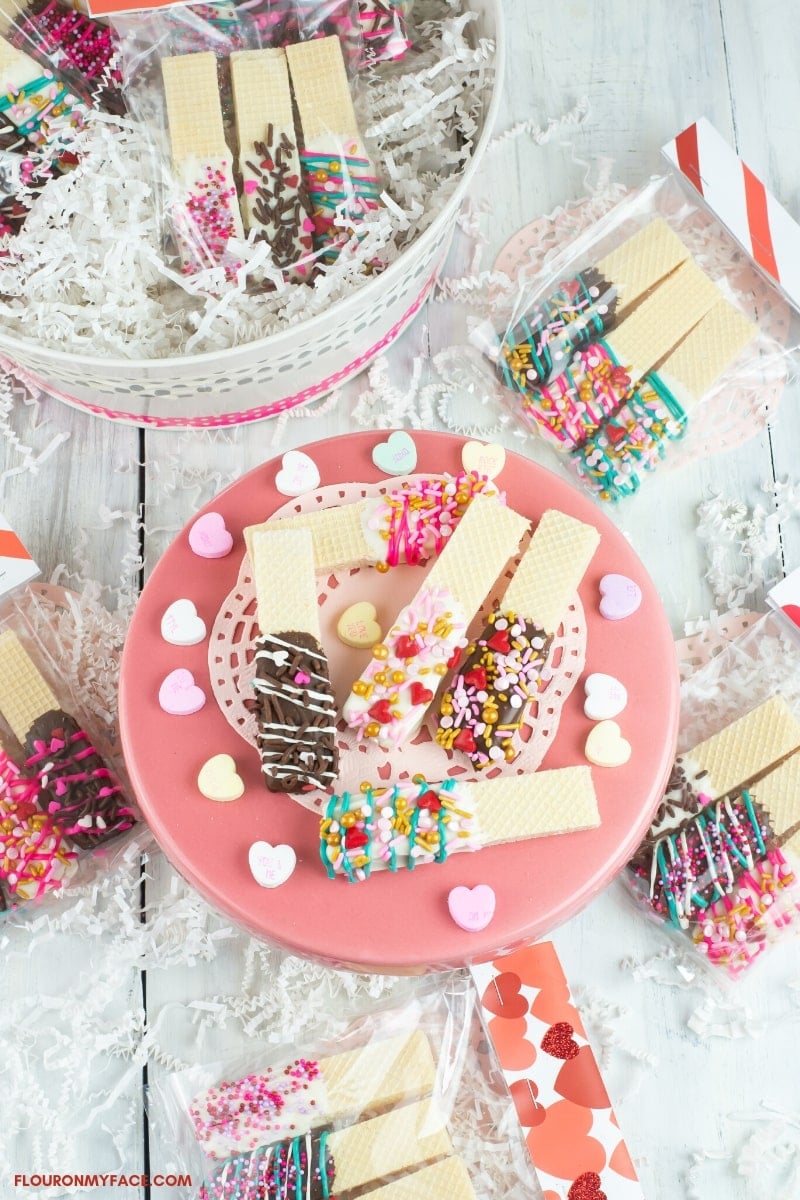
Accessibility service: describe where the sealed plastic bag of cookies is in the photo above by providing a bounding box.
[152,975,541,1200]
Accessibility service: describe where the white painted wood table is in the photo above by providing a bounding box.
[3,3,800,1198]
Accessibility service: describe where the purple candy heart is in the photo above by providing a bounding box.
[447,884,496,932]
[598,573,642,621]
[189,512,233,560]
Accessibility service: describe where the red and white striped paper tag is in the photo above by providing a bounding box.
[663,117,800,309]
[0,515,38,599]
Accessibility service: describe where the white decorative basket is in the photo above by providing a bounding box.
[0,0,503,429]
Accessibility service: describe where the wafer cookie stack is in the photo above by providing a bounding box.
[286,35,381,262]
[361,1157,476,1200]
[250,528,338,792]
[518,258,722,451]
[572,298,757,501]
[628,695,800,972]
[0,630,134,849]
[245,472,498,573]
[190,1029,437,1159]
[230,49,314,271]
[199,1098,451,1200]
[436,509,599,767]
[343,494,529,748]
[321,767,599,881]
[162,51,244,279]
[500,217,690,388]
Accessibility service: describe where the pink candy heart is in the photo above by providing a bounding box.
[598,573,642,621]
[447,884,496,932]
[158,668,207,716]
[243,179,258,194]
[189,512,234,559]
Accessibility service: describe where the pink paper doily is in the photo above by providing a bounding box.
[494,198,791,467]
[209,475,587,815]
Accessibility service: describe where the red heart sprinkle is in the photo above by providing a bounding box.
[568,1172,607,1200]
[541,1021,580,1060]
[344,828,369,850]
[285,174,299,187]
[368,700,393,724]
[606,422,626,445]
[447,648,462,669]
[395,635,421,658]
[488,629,511,654]
[417,791,442,813]
[409,682,433,706]
[454,728,477,754]
[464,666,487,690]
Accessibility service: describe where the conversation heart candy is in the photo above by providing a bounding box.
[598,573,642,620]
[158,668,206,716]
[372,431,417,475]
[275,450,320,497]
[189,512,234,559]
[197,754,244,802]
[337,601,382,648]
[584,720,631,768]
[447,883,496,932]
[461,440,506,481]
[583,673,627,721]
[161,599,207,647]
[248,841,297,888]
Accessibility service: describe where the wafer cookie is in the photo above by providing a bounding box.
[162,51,244,279]
[691,695,800,800]
[499,218,690,388]
[190,1029,437,1159]
[250,528,338,792]
[198,1098,450,1200]
[246,472,499,573]
[573,299,758,502]
[230,49,313,270]
[435,509,599,766]
[286,35,381,261]
[360,1156,476,1200]
[321,767,599,881]
[0,630,134,849]
[343,494,529,748]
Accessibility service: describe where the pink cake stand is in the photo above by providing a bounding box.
[120,431,679,973]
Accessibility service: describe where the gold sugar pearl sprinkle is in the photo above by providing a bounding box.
[373,644,389,659]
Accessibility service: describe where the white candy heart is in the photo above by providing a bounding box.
[275,451,320,497]
[583,672,628,721]
[248,841,297,888]
[461,440,506,481]
[197,754,245,802]
[161,599,207,647]
[584,720,631,768]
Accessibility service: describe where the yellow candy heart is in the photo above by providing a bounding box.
[584,720,631,768]
[337,601,382,649]
[461,440,506,481]
[197,753,245,802]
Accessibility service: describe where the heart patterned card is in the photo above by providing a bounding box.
[471,942,645,1200]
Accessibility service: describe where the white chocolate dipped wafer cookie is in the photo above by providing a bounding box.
[162,51,244,279]
[286,35,380,261]
[190,1029,437,1159]
[436,508,600,766]
[250,528,338,792]
[198,1098,451,1200]
[321,767,599,881]
[230,49,313,270]
[244,472,499,574]
[342,494,529,748]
